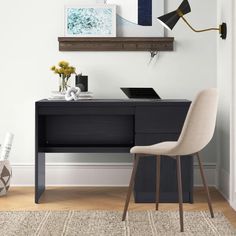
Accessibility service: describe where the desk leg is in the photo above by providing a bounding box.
[35,152,45,204]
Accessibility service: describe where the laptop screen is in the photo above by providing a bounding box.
[121,88,161,99]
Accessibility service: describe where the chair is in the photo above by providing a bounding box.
[122,88,219,232]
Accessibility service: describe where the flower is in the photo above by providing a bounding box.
[51,61,77,76]
[54,68,59,74]
[51,61,77,93]
[58,61,69,68]
[58,68,65,74]
[64,69,70,76]
[70,67,76,73]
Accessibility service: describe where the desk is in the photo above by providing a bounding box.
[35,99,192,203]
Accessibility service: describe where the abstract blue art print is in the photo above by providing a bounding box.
[65,5,116,37]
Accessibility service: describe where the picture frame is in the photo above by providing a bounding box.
[65,5,116,37]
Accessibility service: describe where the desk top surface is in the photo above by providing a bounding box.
[37,99,191,106]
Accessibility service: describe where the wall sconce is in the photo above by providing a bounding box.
[157,0,227,39]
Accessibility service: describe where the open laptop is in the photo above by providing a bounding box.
[121,87,161,99]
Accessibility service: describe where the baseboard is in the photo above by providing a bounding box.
[193,163,216,187]
[10,162,217,187]
[217,168,230,201]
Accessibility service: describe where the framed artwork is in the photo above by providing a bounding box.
[65,5,116,37]
[97,0,164,36]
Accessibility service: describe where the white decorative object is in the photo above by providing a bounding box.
[0,132,14,161]
[0,160,12,196]
[65,5,116,37]
[65,87,81,101]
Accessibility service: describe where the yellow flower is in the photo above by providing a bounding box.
[58,68,65,74]
[64,69,71,76]
[51,61,76,80]
[70,67,76,74]
[58,61,69,68]
[54,68,59,74]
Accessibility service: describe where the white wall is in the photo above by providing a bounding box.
[0,0,217,165]
[216,0,233,200]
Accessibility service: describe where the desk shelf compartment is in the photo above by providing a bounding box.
[37,115,134,153]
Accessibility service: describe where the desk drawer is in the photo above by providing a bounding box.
[135,106,189,133]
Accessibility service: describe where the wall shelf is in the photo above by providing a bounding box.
[58,37,174,52]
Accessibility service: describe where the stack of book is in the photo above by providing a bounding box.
[48,91,93,100]
[78,91,93,99]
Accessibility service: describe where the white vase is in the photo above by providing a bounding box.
[0,160,12,196]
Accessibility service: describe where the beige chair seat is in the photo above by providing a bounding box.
[130,141,178,156]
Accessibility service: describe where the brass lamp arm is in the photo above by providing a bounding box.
[181,15,220,33]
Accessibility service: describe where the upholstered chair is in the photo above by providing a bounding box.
[122,88,219,232]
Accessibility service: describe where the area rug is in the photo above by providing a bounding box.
[0,210,235,236]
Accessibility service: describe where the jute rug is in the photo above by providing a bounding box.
[0,210,235,236]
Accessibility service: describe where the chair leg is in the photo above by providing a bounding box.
[176,156,184,232]
[196,152,214,218]
[156,155,161,210]
[122,154,140,221]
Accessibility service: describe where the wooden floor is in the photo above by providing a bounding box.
[0,187,236,227]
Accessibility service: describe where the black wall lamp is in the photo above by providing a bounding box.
[157,0,227,39]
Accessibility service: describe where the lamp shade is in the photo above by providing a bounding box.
[157,0,191,30]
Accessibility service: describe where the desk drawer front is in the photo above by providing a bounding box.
[135,106,189,133]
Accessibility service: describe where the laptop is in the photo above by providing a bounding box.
[121,87,161,99]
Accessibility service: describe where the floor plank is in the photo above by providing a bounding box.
[0,187,235,227]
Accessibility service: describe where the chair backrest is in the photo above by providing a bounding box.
[175,88,219,155]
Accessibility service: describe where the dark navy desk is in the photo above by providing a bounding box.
[35,99,193,203]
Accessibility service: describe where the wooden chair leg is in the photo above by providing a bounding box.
[196,152,214,218]
[156,155,161,210]
[122,154,140,221]
[176,156,184,232]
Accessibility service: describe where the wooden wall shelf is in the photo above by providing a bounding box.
[58,37,174,52]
